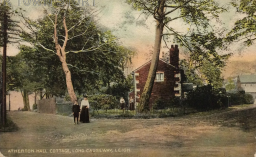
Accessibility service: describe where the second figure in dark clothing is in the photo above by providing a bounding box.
[80,105,90,123]
[72,101,80,124]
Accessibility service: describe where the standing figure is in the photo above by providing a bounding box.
[129,97,134,110]
[80,95,90,123]
[72,101,80,124]
[120,97,125,110]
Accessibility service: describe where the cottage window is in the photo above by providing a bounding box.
[155,72,164,82]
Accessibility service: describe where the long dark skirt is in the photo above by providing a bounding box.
[129,103,134,110]
[80,107,90,123]
[120,103,125,109]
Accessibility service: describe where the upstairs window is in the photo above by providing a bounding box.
[155,72,164,82]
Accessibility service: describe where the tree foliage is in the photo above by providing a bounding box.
[226,0,256,46]
[6,54,41,110]
[225,77,236,91]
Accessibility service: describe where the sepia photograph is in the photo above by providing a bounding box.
[1,0,256,156]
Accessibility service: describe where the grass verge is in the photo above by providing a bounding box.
[0,115,19,132]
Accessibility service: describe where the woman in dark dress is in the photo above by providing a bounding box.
[84,106,90,123]
[80,105,90,123]
[129,97,134,110]
[72,102,80,124]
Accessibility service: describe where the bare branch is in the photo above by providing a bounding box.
[68,26,90,41]
[164,0,193,16]
[163,37,170,49]
[54,14,58,48]
[68,16,88,32]
[62,17,68,51]
[46,14,54,26]
[66,43,107,54]
[162,33,176,36]
[164,14,190,24]
[164,24,193,52]
[36,43,55,53]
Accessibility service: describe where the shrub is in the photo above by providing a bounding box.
[244,94,254,104]
[153,97,181,110]
[116,112,134,118]
[153,99,167,110]
[89,94,118,112]
[32,104,37,110]
[229,92,254,105]
[185,85,228,111]
[229,93,244,105]
[168,97,181,108]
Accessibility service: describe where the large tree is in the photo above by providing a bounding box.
[19,2,133,102]
[126,0,227,112]
[6,54,40,111]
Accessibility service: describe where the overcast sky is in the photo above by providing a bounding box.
[3,0,256,70]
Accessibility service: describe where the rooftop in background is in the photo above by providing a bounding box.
[239,74,256,83]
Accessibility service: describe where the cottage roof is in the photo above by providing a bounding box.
[239,74,256,83]
[132,59,178,73]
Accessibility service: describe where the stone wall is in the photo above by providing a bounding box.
[38,98,56,114]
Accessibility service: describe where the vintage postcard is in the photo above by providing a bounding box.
[0,0,256,157]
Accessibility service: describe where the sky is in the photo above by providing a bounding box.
[3,0,256,74]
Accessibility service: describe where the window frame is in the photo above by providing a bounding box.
[155,72,164,82]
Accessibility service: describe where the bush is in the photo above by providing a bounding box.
[153,99,167,110]
[32,104,37,110]
[244,94,254,104]
[229,92,254,105]
[153,97,181,110]
[89,94,119,112]
[185,85,228,111]
[116,112,134,118]
[229,93,244,105]
[168,97,181,108]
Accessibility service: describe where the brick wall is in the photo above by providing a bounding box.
[38,98,56,114]
[134,60,175,108]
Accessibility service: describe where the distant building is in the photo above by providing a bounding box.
[236,74,256,102]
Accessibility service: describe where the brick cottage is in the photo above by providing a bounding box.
[130,45,182,109]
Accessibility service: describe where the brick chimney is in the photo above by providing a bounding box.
[169,45,179,69]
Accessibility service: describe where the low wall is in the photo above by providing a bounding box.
[56,102,73,116]
[38,98,56,114]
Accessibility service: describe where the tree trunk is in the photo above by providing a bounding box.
[54,15,77,104]
[21,90,30,111]
[40,90,43,99]
[61,61,77,103]
[34,91,37,105]
[138,1,165,112]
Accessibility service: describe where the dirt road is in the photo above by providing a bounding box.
[0,108,256,157]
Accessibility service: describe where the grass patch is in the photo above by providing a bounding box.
[229,104,254,109]
[0,116,19,132]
